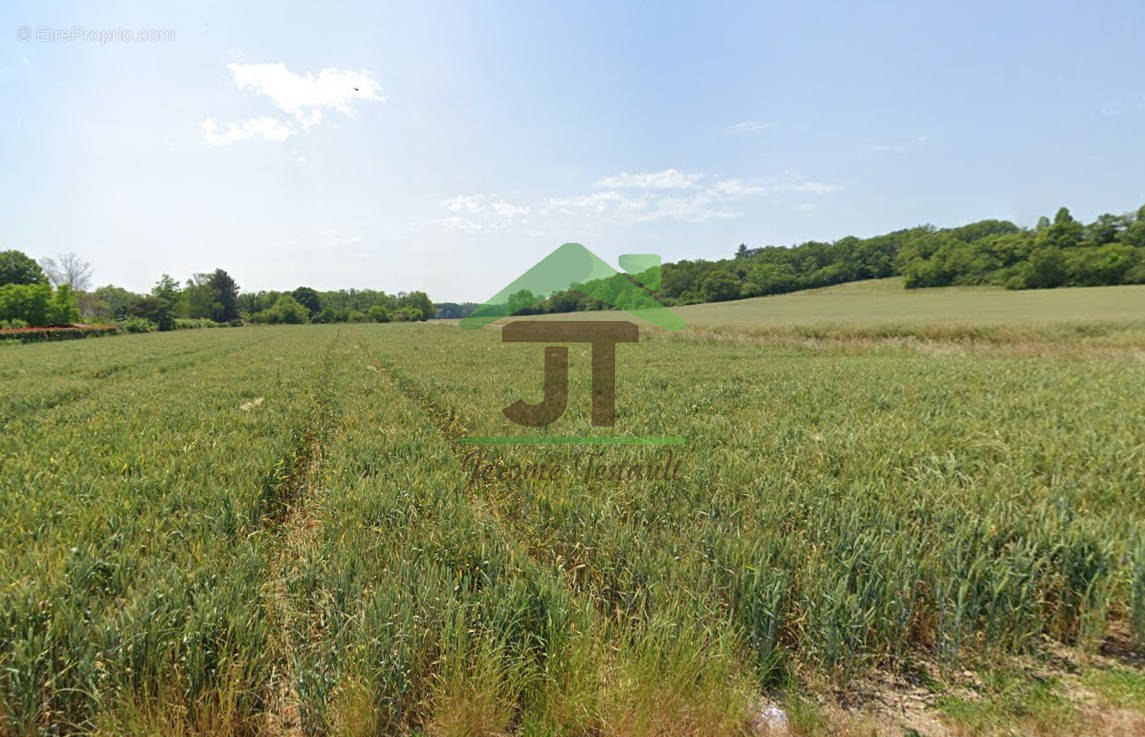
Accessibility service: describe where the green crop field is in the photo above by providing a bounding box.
[539,278,1145,341]
[671,278,1145,328]
[3,283,1145,737]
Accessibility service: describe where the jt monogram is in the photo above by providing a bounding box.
[502,321,639,427]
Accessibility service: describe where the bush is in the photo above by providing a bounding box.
[701,270,741,302]
[175,318,222,329]
[174,317,241,329]
[393,306,423,322]
[0,283,82,326]
[1123,259,1145,285]
[46,285,81,326]
[397,290,434,320]
[127,295,175,331]
[1064,244,1140,286]
[314,307,347,324]
[0,283,51,326]
[0,250,48,286]
[250,295,308,324]
[0,324,118,343]
[120,316,157,333]
[1017,246,1066,289]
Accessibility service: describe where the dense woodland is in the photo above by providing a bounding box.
[492,204,1145,318]
[3,202,1144,329]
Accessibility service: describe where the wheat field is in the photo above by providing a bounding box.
[2,283,1144,735]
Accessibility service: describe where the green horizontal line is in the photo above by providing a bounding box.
[460,436,686,446]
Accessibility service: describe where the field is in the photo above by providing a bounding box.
[670,278,1145,328]
[2,282,1145,736]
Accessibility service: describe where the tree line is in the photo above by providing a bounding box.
[898,206,1145,289]
[240,287,434,325]
[0,250,435,330]
[0,251,84,328]
[474,202,1145,318]
[6,201,1144,329]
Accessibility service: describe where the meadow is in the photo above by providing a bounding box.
[671,277,1145,327]
[2,281,1144,736]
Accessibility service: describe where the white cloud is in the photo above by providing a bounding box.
[439,194,530,231]
[715,177,840,197]
[442,194,530,219]
[540,186,739,224]
[867,135,929,154]
[638,194,738,223]
[200,116,295,145]
[542,190,652,222]
[202,62,383,145]
[433,217,487,234]
[711,178,768,197]
[594,168,703,190]
[726,121,773,135]
[785,180,842,194]
[793,202,817,212]
[437,169,841,232]
[227,62,383,117]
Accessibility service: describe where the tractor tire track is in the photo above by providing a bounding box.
[354,338,591,592]
[261,335,342,737]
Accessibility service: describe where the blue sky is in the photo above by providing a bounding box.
[2,1,1144,301]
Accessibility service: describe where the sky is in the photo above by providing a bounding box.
[2,1,1144,301]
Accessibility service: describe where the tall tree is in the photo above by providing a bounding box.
[129,295,176,330]
[46,285,81,325]
[39,252,94,291]
[291,286,322,317]
[151,274,180,303]
[90,285,139,321]
[206,269,240,322]
[397,290,434,320]
[188,269,242,322]
[701,270,741,302]
[185,275,219,320]
[506,289,539,316]
[1042,207,1084,249]
[0,250,48,286]
[142,275,180,330]
[1121,204,1145,248]
[1085,213,1127,246]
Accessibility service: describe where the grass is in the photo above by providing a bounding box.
[531,278,1145,346]
[663,278,1145,328]
[1,282,1144,735]
[936,668,1079,736]
[1081,665,1145,711]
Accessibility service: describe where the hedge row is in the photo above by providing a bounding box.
[0,324,119,343]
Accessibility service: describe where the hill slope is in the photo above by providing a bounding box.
[530,279,1145,343]
[671,278,1145,328]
